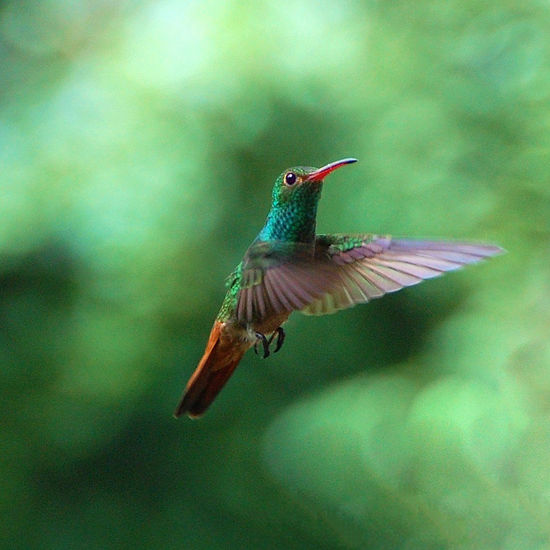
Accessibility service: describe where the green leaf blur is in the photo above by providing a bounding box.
[1,1,549,549]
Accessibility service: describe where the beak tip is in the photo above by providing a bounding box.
[307,157,358,181]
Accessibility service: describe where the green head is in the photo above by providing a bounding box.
[257,158,357,243]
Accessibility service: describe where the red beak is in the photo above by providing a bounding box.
[305,158,357,182]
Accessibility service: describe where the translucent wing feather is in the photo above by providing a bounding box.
[300,235,504,316]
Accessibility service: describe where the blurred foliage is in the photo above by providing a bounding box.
[1,1,549,549]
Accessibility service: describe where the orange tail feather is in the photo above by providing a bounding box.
[174,321,247,419]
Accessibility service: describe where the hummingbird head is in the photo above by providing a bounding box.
[258,158,357,243]
[274,157,358,193]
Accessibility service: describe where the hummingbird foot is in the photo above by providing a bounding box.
[268,327,285,353]
[254,327,286,358]
[254,332,270,359]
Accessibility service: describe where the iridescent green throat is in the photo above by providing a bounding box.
[257,183,322,243]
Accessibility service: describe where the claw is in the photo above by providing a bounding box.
[255,328,285,359]
[255,332,270,359]
[269,327,285,353]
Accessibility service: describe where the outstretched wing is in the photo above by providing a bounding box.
[235,235,503,323]
[301,234,503,315]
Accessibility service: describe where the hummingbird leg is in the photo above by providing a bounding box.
[267,327,285,354]
[254,332,270,359]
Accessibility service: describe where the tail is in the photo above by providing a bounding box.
[173,321,247,419]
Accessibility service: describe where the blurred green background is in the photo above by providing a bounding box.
[1,1,549,549]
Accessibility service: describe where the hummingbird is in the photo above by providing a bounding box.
[174,158,502,418]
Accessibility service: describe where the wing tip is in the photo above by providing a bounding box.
[484,244,506,256]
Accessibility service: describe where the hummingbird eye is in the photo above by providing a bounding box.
[284,172,297,186]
